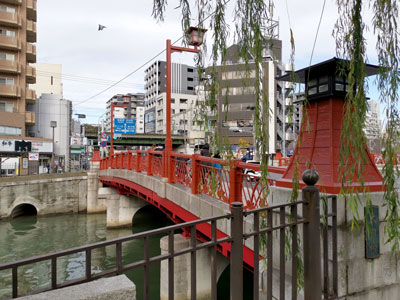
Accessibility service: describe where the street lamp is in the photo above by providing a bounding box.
[110,102,129,156]
[165,27,207,180]
[50,121,57,174]
[75,114,86,170]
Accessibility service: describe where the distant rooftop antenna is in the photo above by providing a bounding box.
[262,0,279,39]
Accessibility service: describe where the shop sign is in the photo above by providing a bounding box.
[28,152,39,161]
[22,158,28,169]
[30,141,53,153]
[0,139,15,152]
[71,137,81,146]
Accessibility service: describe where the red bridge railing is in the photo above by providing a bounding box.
[100,150,286,210]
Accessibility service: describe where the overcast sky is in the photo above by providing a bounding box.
[37,0,380,124]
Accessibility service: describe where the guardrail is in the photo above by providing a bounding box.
[100,150,287,210]
[0,176,338,300]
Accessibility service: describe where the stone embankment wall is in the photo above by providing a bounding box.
[0,172,88,219]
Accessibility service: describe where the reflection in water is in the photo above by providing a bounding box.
[0,204,173,300]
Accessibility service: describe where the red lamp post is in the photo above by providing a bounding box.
[165,27,207,181]
[110,102,129,156]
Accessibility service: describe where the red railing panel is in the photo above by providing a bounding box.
[98,150,288,210]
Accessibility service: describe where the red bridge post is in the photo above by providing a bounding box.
[147,149,153,176]
[191,154,200,194]
[136,152,141,172]
[229,160,242,205]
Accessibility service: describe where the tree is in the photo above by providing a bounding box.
[152,0,400,248]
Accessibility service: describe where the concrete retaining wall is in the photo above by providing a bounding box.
[0,174,88,219]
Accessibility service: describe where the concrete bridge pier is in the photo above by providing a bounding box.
[87,172,101,214]
[160,234,228,300]
[106,193,148,229]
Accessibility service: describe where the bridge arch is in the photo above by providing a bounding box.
[8,196,42,218]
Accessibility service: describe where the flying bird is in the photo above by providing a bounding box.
[98,24,107,31]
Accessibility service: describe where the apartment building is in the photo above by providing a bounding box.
[105,93,145,134]
[144,60,198,133]
[0,0,37,138]
[365,99,381,153]
[206,39,283,154]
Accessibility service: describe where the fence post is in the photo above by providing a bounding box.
[127,151,132,170]
[147,149,153,176]
[230,202,243,300]
[229,160,242,204]
[302,169,321,300]
[191,154,200,194]
[136,152,141,172]
[168,152,173,184]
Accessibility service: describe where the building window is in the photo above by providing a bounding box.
[187,86,194,90]
[0,77,14,85]
[171,98,175,104]
[187,77,194,81]
[188,68,194,72]
[180,99,188,104]
[0,52,14,61]
[0,101,14,112]
[0,5,15,13]
[0,125,21,136]
[0,28,15,37]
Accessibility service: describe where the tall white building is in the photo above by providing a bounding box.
[30,63,63,96]
[365,99,381,153]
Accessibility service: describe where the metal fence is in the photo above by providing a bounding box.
[0,177,337,300]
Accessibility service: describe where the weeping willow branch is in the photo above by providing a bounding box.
[372,0,400,250]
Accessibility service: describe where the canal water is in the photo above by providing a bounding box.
[0,205,173,300]
[0,203,253,299]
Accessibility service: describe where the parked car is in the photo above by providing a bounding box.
[243,160,261,182]
[241,152,253,162]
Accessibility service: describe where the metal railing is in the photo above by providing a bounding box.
[0,176,338,300]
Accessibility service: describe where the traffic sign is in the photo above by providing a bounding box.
[101,141,107,147]
[114,118,136,134]
[106,135,111,141]
[101,132,107,139]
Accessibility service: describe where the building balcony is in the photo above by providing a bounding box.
[26,43,36,63]
[285,132,296,141]
[26,89,36,103]
[0,60,21,74]
[25,111,35,125]
[0,35,21,51]
[26,20,36,43]
[26,0,37,21]
[0,85,20,98]
[0,11,21,28]
[1,0,22,5]
[26,65,36,84]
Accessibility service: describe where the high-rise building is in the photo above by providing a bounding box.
[365,99,381,153]
[105,93,145,134]
[206,39,283,155]
[144,61,198,133]
[0,0,37,138]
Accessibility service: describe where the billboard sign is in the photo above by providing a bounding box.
[0,139,15,152]
[114,118,136,134]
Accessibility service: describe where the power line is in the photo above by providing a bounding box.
[74,0,231,107]
[309,0,327,67]
[36,71,145,88]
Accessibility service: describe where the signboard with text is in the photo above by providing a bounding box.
[114,118,136,135]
